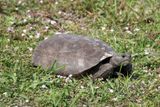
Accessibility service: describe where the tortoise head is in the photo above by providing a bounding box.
[110,53,131,67]
[109,53,132,77]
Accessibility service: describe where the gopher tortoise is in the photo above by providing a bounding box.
[32,34,132,79]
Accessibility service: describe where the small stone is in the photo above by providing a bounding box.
[15,8,19,10]
[23,29,27,33]
[3,92,7,96]
[29,35,33,38]
[144,49,149,55]
[35,32,40,38]
[95,86,99,89]
[23,19,27,23]
[109,88,114,93]
[124,27,129,30]
[28,47,33,52]
[134,28,140,32]
[44,26,49,31]
[101,26,105,30]
[55,32,63,35]
[29,26,33,30]
[112,97,117,101]
[21,33,25,37]
[44,37,48,40]
[158,86,160,90]
[7,27,14,32]
[82,104,87,107]
[40,0,43,3]
[18,1,22,4]
[126,30,133,34]
[58,11,62,15]
[27,10,31,13]
[28,15,32,18]
[80,85,84,89]
[110,29,114,32]
[50,20,56,25]
[41,84,47,89]
[68,74,73,78]
[55,2,58,5]
[65,77,72,83]
[25,99,29,103]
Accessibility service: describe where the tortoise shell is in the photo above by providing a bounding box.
[32,34,118,76]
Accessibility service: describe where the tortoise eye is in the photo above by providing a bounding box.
[122,53,131,58]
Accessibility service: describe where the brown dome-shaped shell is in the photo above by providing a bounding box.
[32,34,116,76]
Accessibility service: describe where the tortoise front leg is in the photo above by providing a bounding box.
[92,63,114,79]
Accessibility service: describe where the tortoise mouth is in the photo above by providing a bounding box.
[112,63,132,78]
[120,59,131,66]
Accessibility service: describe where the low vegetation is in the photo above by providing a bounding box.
[0,0,160,106]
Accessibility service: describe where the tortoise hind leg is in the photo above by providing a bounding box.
[92,63,113,79]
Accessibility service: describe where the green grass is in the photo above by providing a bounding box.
[0,0,160,106]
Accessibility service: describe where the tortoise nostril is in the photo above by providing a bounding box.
[122,54,126,58]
